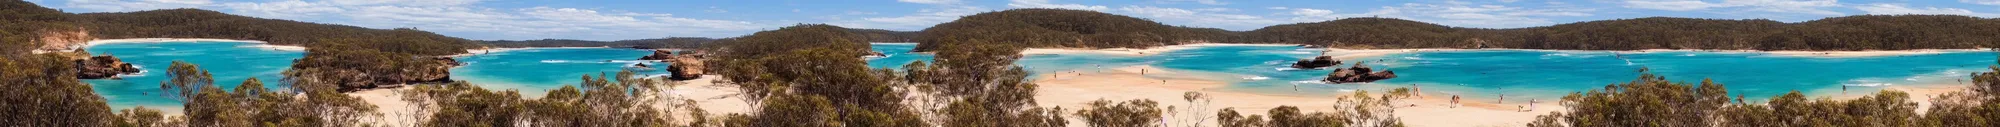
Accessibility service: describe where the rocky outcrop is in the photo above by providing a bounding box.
[632,63,651,68]
[666,56,705,80]
[638,49,676,60]
[73,55,141,79]
[865,51,887,58]
[1324,62,1397,83]
[1290,56,1341,69]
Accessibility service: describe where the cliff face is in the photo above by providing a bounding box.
[33,28,95,53]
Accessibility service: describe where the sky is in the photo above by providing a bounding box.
[24,0,2000,41]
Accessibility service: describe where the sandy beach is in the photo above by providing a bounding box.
[42,38,303,53]
[1020,43,1298,56]
[1032,65,1562,127]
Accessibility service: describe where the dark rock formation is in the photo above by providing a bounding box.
[1324,62,1397,83]
[638,49,676,60]
[666,56,705,80]
[865,51,887,58]
[1290,56,1340,69]
[74,55,141,79]
[632,63,651,68]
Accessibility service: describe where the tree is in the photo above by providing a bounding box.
[1076,99,1164,127]
[0,54,115,126]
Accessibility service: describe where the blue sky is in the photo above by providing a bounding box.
[25,0,2000,41]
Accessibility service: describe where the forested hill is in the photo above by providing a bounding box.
[73,9,475,55]
[0,0,82,55]
[913,8,1234,51]
[919,8,2000,51]
[477,28,913,49]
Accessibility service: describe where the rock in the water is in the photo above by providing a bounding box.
[1323,61,1397,83]
[1290,56,1340,69]
[74,55,141,79]
[632,63,651,68]
[638,49,676,60]
[666,56,705,80]
[864,51,887,58]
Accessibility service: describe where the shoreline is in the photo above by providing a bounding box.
[60,38,304,52]
[1020,43,1298,56]
[1031,65,1564,126]
[449,46,616,57]
[1015,43,1989,60]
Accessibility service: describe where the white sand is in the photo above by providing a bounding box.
[1020,43,1298,56]
[1032,65,1562,127]
[38,38,297,53]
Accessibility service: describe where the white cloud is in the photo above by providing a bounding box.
[65,0,214,12]
[1854,3,1997,17]
[1620,0,1843,15]
[221,0,345,19]
[1008,0,1108,11]
[897,0,962,5]
[1267,6,1288,10]
[1966,0,2000,5]
[1286,3,1593,28]
[1160,0,1226,5]
[1118,6,1281,29]
[835,6,987,30]
[323,0,477,6]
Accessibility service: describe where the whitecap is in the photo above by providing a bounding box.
[1402,56,1423,60]
[539,60,572,63]
[1243,76,1271,80]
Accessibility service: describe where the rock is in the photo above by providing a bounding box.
[1289,56,1340,69]
[633,63,651,68]
[666,56,705,80]
[864,51,888,58]
[1323,61,1397,83]
[73,55,142,79]
[638,49,676,60]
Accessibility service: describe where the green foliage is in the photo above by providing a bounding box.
[1216,108,1267,127]
[72,9,475,55]
[1532,68,1732,126]
[1075,99,1163,127]
[152,62,379,127]
[110,106,179,127]
[914,8,1229,51]
[0,54,115,126]
[403,82,526,127]
[286,39,457,92]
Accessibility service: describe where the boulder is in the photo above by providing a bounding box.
[638,49,676,60]
[864,51,888,58]
[1323,62,1397,83]
[666,57,705,80]
[74,55,142,79]
[633,63,651,68]
[1289,56,1340,69]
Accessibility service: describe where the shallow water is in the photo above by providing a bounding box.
[448,48,667,96]
[82,42,302,110]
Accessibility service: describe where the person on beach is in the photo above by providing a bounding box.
[1412,84,1423,98]
[1528,99,1538,112]
[1498,93,1505,103]
[1450,95,1461,108]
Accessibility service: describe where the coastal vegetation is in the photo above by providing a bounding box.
[913,9,1234,51]
[1527,66,2000,126]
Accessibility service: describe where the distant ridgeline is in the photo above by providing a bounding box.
[0,0,478,91]
[476,28,914,49]
[917,9,2000,51]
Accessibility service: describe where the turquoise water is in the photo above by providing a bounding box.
[866,43,935,69]
[80,42,1996,110]
[449,48,667,95]
[1002,46,1995,101]
[82,42,303,110]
